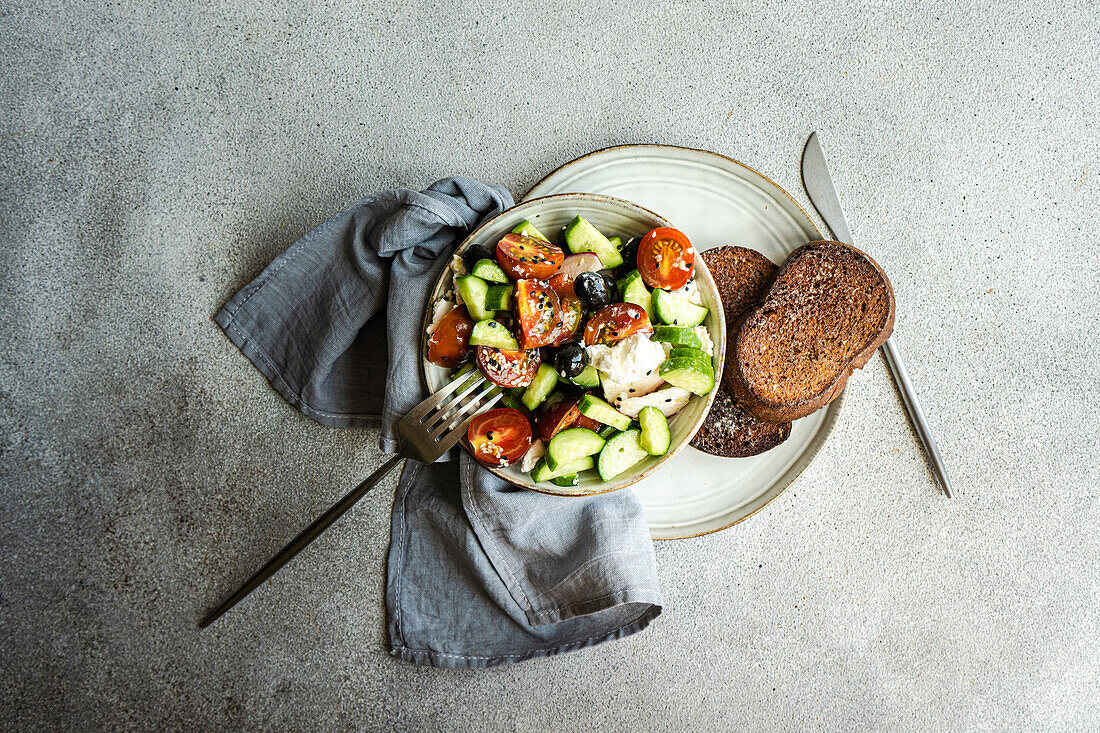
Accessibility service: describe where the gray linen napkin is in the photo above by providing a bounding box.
[215,177,662,668]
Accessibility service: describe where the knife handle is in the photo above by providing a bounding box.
[880,336,953,498]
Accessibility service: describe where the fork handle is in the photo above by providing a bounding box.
[199,454,405,628]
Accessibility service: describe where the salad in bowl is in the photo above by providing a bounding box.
[421,194,725,496]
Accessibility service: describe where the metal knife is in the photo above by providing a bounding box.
[801,132,953,498]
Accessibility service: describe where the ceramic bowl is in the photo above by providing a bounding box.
[420,193,726,496]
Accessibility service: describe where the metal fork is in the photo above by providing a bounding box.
[199,371,498,628]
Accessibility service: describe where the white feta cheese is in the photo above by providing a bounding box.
[617,386,692,418]
[602,372,665,407]
[426,299,455,336]
[678,278,703,306]
[586,333,667,385]
[450,253,467,276]
[694,326,714,356]
[519,439,545,473]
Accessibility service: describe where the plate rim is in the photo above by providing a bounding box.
[419,191,727,498]
[524,143,844,540]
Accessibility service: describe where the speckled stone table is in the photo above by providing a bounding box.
[2,1,1097,729]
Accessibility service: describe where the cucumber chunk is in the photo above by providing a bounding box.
[597,425,619,440]
[637,406,671,456]
[563,215,623,269]
[521,364,558,411]
[454,275,492,321]
[546,427,606,470]
[597,429,649,481]
[550,474,580,488]
[500,393,525,411]
[470,258,509,284]
[659,356,715,395]
[565,364,600,388]
[530,455,595,483]
[511,219,550,243]
[617,269,653,320]
[668,346,711,362]
[577,394,632,431]
[653,287,709,327]
[650,325,703,349]
[485,283,513,311]
[607,236,622,250]
[469,319,518,350]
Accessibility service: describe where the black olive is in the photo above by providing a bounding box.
[574,271,615,310]
[616,237,641,275]
[557,226,570,251]
[461,243,495,271]
[554,341,588,378]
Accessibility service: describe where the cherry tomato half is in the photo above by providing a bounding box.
[637,227,695,290]
[475,345,541,388]
[547,273,583,346]
[496,233,564,280]
[537,394,602,443]
[427,304,473,367]
[514,279,561,349]
[467,408,533,467]
[583,303,654,346]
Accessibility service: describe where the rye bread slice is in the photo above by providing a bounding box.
[690,246,791,457]
[724,240,895,423]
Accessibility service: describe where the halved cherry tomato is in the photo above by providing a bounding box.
[514,279,561,349]
[496,234,564,280]
[475,345,541,387]
[637,227,695,290]
[583,303,654,346]
[547,273,583,346]
[467,408,533,467]
[427,304,473,367]
[537,394,602,443]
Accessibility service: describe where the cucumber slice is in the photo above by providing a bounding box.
[470,258,509,283]
[469,319,518,350]
[653,287,708,326]
[563,215,623,269]
[546,427,605,471]
[577,394,632,431]
[597,425,619,440]
[454,275,492,321]
[521,364,558,411]
[669,346,711,362]
[597,429,648,481]
[485,283,513,311]
[616,269,653,319]
[500,393,525,411]
[608,236,622,250]
[637,406,671,456]
[565,364,600,388]
[651,325,703,349]
[511,219,550,243]
[659,356,715,395]
[530,455,595,483]
[550,474,580,488]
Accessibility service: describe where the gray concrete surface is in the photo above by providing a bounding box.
[2,0,1098,729]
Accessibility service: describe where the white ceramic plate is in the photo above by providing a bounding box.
[525,145,841,539]
[420,193,726,497]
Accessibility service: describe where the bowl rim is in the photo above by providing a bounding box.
[419,192,727,497]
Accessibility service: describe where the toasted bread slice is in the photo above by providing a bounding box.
[690,246,792,457]
[725,240,895,423]
[691,381,792,457]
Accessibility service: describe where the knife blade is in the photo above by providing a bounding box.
[800,132,953,498]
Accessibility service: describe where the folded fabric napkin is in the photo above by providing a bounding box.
[215,177,662,668]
